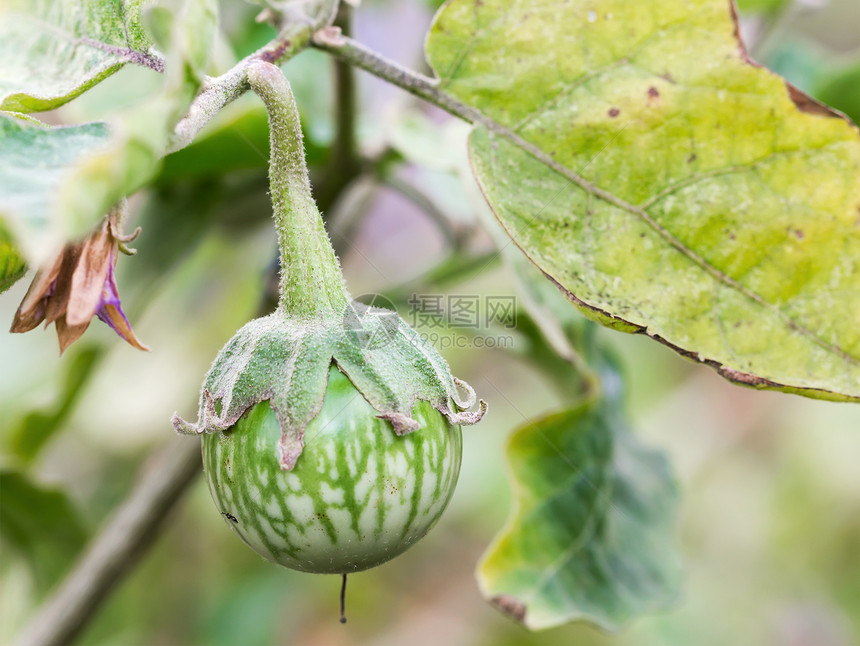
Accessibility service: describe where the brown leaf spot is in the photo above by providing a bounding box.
[648,86,660,98]
[490,595,527,623]
[608,107,620,118]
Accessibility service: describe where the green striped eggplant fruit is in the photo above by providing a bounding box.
[202,365,463,574]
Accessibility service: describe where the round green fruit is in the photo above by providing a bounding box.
[202,366,463,574]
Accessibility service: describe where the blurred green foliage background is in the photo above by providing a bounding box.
[1,0,859,644]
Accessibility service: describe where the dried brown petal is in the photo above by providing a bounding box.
[66,224,113,327]
[44,243,83,326]
[10,249,66,333]
[97,303,150,351]
[55,315,90,355]
[10,207,147,354]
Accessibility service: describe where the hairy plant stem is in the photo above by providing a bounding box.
[168,1,338,154]
[246,61,350,318]
[311,27,485,125]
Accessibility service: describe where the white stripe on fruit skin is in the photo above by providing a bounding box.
[386,452,409,480]
[285,524,304,547]
[358,489,380,539]
[264,498,284,521]
[326,508,358,543]
[419,467,438,512]
[345,447,357,477]
[285,492,314,520]
[320,482,345,505]
[282,472,301,493]
[353,453,376,503]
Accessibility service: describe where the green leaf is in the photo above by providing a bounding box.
[60,0,218,234]
[0,0,159,113]
[478,393,680,631]
[0,219,26,293]
[426,0,860,401]
[6,347,104,463]
[0,0,218,261]
[735,0,788,13]
[0,114,112,262]
[0,470,88,590]
[158,102,273,181]
[816,63,860,128]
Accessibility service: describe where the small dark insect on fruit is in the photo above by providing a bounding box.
[221,512,239,524]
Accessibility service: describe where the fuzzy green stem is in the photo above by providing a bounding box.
[246,61,350,319]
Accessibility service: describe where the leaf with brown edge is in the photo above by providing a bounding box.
[426,0,860,401]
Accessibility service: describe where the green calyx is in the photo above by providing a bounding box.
[173,309,485,469]
[173,61,485,469]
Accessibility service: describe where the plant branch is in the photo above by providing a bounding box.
[12,438,202,646]
[381,174,462,251]
[316,4,362,211]
[312,27,485,125]
[168,2,338,154]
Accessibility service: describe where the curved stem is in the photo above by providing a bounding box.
[246,61,351,318]
[168,1,339,154]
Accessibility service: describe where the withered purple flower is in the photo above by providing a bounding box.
[10,211,148,354]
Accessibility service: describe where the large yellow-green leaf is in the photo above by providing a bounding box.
[0,0,158,113]
[426,0,860,401]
